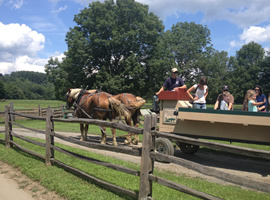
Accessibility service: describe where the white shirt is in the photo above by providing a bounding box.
[193,84,207,104]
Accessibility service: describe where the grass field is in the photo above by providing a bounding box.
[0,99,65,110]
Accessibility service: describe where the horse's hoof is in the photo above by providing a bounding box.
[124,139,131,145]
[113,142,118,147]
[131,139,138,145]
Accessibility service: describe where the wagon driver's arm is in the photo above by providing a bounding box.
[156,86,165,96]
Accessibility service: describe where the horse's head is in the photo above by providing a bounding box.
[65,88,78,109]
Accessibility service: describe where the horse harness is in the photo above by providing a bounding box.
[122,93,136,110]
[73,90,112,119]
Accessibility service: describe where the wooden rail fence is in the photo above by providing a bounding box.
[1,103,270,199]
[0,103,74,120]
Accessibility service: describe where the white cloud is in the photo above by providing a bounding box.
[0,22,45,60]
[230,25,270,50]
[72,0,105,6]
[52,5,68,14]
[0,53,65,75]
[0,22,46,74]
[240,26,270,43]
[8,0,24,9]
[136,0,270,28]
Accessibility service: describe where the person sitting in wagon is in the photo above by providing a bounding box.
[153,68,186,112]
[214,85,234,110]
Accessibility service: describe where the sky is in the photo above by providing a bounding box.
[0,0,270,75]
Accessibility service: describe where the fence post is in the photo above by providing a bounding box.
[139,113,156,200]
[9,102,15,121]
[61,104,64,118]
[38,104,41,116]
[45,109,54,166]
[4,105,12,148]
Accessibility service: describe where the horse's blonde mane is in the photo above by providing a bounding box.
[69,88,81,99]
[69,88,97,99]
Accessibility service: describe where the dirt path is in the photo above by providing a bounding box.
[0,160,65,200]
[1,128,270,199]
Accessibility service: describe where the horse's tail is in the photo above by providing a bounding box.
[109,97,131,119]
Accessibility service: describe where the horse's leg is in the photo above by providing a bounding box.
[80,123,84,141]
[111,127,117,146]
[101,127,107,144]
[124,117,132,145]
[131,110,140,145]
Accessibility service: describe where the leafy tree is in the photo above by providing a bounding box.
[0,71,55,100]
[230,42,265,103]
[0,81,6,99]
[10,71,47,84]
[45,57,70,100]
[198,49,230,103]
[259,51,270,97]
[164,22,212,82]
[64,0,163,95]
[4,84,26,99]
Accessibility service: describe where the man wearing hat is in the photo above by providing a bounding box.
[156,68,186,96]
[153,68,186,112]
[214,85,234,110]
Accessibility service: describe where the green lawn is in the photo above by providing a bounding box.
[0,99,65,110]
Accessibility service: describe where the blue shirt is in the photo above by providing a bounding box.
[163,77,185,91]
[256,94,267,111]
[248,100,258,112]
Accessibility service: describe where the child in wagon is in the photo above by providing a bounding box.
[219,91,230,110]
[248,90,266,112]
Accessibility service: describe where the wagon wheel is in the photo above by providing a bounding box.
[177,142,200,154]
[155,138,174,156]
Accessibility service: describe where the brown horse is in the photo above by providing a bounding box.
[113,93,145,145]
[65,88,130,146]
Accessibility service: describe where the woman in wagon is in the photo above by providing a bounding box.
[186,76,208,109]
[254,85,267,112]
[214,85,234,110]
[248,90,266,112]
[153,67,186,112]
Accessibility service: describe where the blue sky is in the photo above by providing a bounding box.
[1,0,270,74]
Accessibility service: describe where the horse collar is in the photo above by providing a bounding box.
[74,89,86,109]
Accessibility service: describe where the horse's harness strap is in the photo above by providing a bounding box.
[93,107,111,112]
[74,89,86,109]
[94,92,112,112]
[123,93,136,110]
[74,102,92,119]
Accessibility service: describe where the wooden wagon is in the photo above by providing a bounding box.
[155,88,270,155]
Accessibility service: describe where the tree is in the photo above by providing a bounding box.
[259,51,270,97]
[230,42,265,103]
[5,84,26,99]
[0,71,55,100]
[0,81,6,99]
[198,49,230,103]
[64,0,164,95]
[164,22,212,82]
[45,57,69,100]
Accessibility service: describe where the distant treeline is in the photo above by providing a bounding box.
[0,71,55,100]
